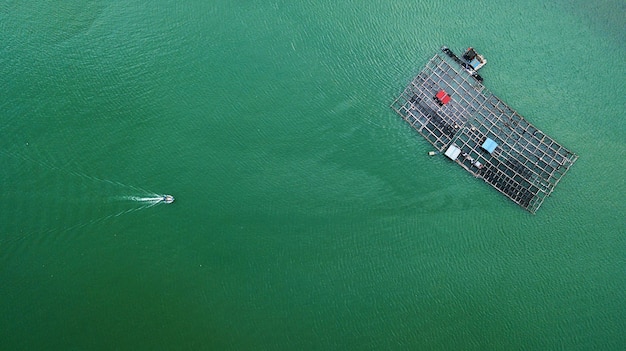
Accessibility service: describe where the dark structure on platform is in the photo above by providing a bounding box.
[392,46,578,213]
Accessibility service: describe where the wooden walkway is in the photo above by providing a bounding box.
[391,47,578,213]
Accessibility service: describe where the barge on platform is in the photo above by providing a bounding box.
[391,46,578,213]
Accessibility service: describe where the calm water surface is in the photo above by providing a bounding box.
[1,1,624,350]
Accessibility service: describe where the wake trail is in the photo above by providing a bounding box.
[0,148,152,195]
[2,197,165,247]
[0,149,173,245]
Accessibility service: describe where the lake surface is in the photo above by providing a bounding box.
[1,1,624,350]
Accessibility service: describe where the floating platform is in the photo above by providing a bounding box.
[391,46,578,213]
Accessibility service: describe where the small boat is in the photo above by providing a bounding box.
[163,195,175,204]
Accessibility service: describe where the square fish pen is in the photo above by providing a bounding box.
[391,46,578,213]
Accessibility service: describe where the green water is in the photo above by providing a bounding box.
[1,1,624,350]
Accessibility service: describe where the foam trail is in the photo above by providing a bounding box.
[123,195,166,204]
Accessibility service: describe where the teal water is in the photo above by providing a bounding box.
[1,1,624,350]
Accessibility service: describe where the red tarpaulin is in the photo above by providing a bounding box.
[435,89,451,105]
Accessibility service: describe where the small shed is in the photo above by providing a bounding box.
[469,58,482,70]
[444,144,462,160]
[435,89,451,105]
[482,138,498,154]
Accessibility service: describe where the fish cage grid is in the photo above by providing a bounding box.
[391,47,578,213]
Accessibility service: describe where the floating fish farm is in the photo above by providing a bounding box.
[391,46,578,213]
